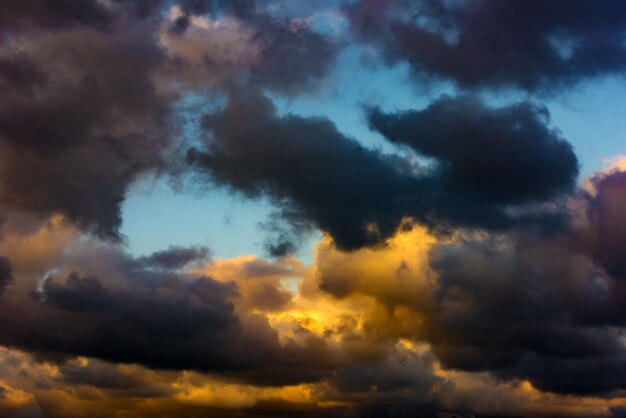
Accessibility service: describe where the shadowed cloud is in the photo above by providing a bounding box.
[347,0,626,93]
[189,92,577,251]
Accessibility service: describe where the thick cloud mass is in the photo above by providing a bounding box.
[161,1,338,94]
[0,21,172,237]
[0,256,12,295]
[136,245,211,270]
[247,18,337,94]
[0,0,338,240]
[589,171,626,279]
[0,245,341,385]
[307,164,626,397]
[404,172,626,395]
[33,272,246,370]
[0,250,241,370]
[188,91,423,250]
[367,96,579,205]
[423,233,626,395]
[0,0,115,31]
[347,0,626,92]
[190,92,577,251]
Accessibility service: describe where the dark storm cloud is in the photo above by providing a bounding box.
[189,92,575,251]
[259,209,314,257]
[0,256,12,295]
[245,401,440,418]
[588,170,626,279]
[59,359,163,392]
[136,245,211,270]
[0,0,167,31]
[0,19,173,238]
[0,244,342,386]
[3,0,626,415]
[0,0,340,240]
[0,0,115,31]
[0,54,47,96]
[346,0,626,92]
[309,165,626,396]
[31,271,246,370]
[367,96,579,205]
[114,0,164,19]
[420,228,626,395]
[165,0,253,35]
[331,348,439,396]
[188,90,423,251]
[612,407,626,418]
[358,403,439,418]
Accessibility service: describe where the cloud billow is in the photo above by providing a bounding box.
[0,0,339,240]
[423,230,626,395]
[366,96,579,207]
[188,90,424,251]
[0,244,343,387]
[190,92,578,250]
[347,0,626,92]
[0,257,12,295]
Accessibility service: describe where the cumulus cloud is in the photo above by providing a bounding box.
[187,90,422,250]
[367,96,578,205]
[189,92,577,251]
[160,4,338,94]
[0,0,115,31]
[366,96,578,231]
[0,257,12,295]
[588,170,626,279]
[136,245,212,270]
[309,164,626,396]
[423,234,626,394]
[0,20,173,238]
[346,0,626,92]
[0,0,338,241]
[0,242,345,387]
[2,200,626,416]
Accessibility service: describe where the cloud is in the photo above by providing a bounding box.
[160,5,339,94]
[0,0,115,31]
[1,1,626,416]
[243,14,338,94]
[199,254,301,312]
[422,233,626,394]
[0,221,447,416]
[0,21,173,238]
[2,213,626,416]
[346,0,626,92]
[136,245,212,271]
[159,9,265,88]
[0,0,339,241]
[190,92,576,251]
[0,239,346,388]
[0,257,12,296]
[396,168,626,395]
[188,90,425,251]
[588,170,626,279]
[367,96,578,205]
[304,163,626,396]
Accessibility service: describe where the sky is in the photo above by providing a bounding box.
[1,1,626,417]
